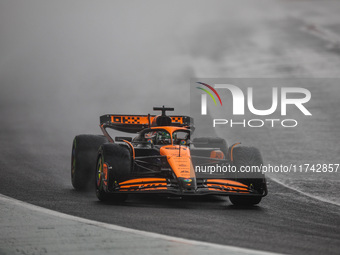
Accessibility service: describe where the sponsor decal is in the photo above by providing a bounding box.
[183,179,192,182]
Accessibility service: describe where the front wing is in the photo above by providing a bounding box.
[109,177,267,197]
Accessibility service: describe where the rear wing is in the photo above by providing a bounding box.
[100,114,194,133]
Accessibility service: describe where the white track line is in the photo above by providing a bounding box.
[0,194,283,255]
[270,177,340,207]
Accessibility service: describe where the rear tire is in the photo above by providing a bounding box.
[229,146,266,206]
[193,137,228,156]
[95,143,131,203]
[71,135,108,191]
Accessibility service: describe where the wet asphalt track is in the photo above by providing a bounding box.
[1,1,340,254]
[0,122,339,255]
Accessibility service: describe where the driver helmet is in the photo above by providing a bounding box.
[156,131,171,144]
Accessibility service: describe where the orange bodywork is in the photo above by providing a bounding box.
[110,115,184,125]
[119,178,167,185]
[120,184,168,190]
[103,163,108,186]
[122,139,135,159]
[207,188,249,193]
[206,179,249,192]
[230,142,241,161]
[147,126,195,179]
[210,150,225,159]
[118,178,168,190]
[149,126,189,133]
[160,145,195,179]
[207,179,248,187]
[114,126,253,195]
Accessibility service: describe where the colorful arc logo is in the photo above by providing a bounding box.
[196,82,222,106]
[196,82,222,115]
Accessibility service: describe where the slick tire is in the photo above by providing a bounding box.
[95,143,131,203]
[193,137,228,156]
[229,146,265,206]
[71,135,108,191]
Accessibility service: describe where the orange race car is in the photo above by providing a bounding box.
[71,106,267,205]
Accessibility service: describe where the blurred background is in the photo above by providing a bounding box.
[1,0,340,135]
[1,0,340,202]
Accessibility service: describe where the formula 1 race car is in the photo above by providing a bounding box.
[71,106,267,206]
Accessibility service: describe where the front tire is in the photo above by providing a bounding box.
[71,135,108,191]
[95,143,131,203]
[229,146,266,206]
[229,195,262,206]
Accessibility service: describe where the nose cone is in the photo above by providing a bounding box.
[178,177,197,192]
[160,145,196,179]
[160,145,197,193]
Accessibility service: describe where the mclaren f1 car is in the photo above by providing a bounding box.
[71,106,267,205]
